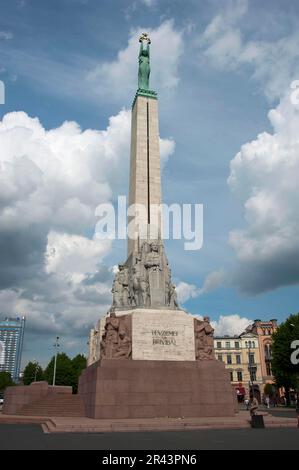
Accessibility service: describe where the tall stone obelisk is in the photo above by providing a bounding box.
[81,35,235,420]
[128,40,162,256]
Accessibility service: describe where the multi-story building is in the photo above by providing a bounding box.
[239,331,263,400]
[0,316,26,382]
[245,319,277,386]
[214,332,263,401]
[214,319,278,402]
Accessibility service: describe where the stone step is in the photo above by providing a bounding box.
[43,418,298,433]
[16,394,85,417]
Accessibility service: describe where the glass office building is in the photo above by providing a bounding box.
[0,316,26,382]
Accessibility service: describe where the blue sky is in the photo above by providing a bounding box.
[0,0,299,366]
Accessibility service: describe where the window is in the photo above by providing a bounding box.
[237,371,243,381]
[250,370,256,382]
[236,354,241,364]
[264,344,272,360]
[266,362,272,376]
[235,341,240,349]
[248,353,255,365]
[225,341,230,349]
[230,371,234,382]
[217,341,222,349]
[227,354,232,364]
[217,354,223,362]
[252,341,255,348]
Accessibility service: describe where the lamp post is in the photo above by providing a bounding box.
[33,360,38,382]
[247,340,256,399]
[52,336,60,386]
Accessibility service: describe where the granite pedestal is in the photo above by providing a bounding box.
[78,358,235,419]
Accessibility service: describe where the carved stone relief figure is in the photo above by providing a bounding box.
[144,242,165,306]
[101,311,120,359]
[100,313,132,360]
[114,327,132,359]
[110,241,180,310]
[111,275,122,308]
[118,264,130,306]
[169,283,179,309]
[132,254,149,307]
[144,242,162,272]
[194,316,215,360]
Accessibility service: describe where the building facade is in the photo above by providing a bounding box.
[245,319,277,385]
[0,317,26,382]
[214,332,263,401]
[214,319,278,402]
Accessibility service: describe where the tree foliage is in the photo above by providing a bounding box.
[44,352,74,388]
[44,352,87,393]
[271,313,299,402]
[0,371,14,392]
[264,383,274,397]
[71,354,87,393]
[23,361,44,385]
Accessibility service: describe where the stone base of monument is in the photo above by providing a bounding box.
[78,358,235,419]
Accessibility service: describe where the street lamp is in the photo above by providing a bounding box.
[247,340,257,400]
[33,359,38,382]
[52,336,60,386]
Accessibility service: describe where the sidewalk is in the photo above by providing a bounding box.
[0,411,297,433]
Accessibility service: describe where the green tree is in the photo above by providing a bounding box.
[23,361,44,385]
[264,383,274,397]
[0,371,14,392]
[271,313,299,405]
[44,352,75,389]
[71,354,87,393]
[44,352,87,393]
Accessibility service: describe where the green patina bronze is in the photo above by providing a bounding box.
[133,33,157,108]
[138,34,150,90]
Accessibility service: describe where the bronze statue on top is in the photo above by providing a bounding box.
[138,33,151,90]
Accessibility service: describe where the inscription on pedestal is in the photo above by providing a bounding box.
[132,309,195,361]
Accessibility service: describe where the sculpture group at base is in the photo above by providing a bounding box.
[99,309,215,362]
[111,241,178,310]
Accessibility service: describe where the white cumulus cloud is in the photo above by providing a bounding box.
[211,314,252,336]
[176,281,199,304]
[228,95,299,293]
[198,1,299,293]
[0,109,175,339]
[198,0,299,101]
[176,269,224,304]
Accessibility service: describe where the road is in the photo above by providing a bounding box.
[0,424,298,450]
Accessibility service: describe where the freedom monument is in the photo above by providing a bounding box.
[79,34,235,419]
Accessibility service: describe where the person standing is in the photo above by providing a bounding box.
[250,395,259,416]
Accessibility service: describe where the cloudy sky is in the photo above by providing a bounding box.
[0,0,299,367]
